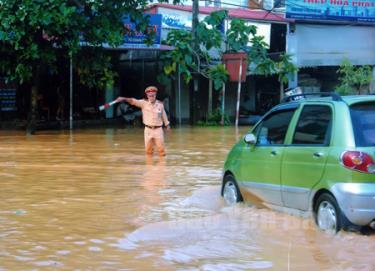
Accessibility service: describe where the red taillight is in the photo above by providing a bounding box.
[341,151,375,173]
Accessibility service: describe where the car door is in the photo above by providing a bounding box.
[240,107,297,206]
[281,104,332,210]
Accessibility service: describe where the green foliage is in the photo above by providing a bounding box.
[197,108,230,126]
[208,64,229,90]
[159,10,296,92]
[160,11,231,88]
[0,0,183,132]
[203,10,227,26]
[248,36,273,75]
[196,10,226,50]
[160,29,194,83]
[158,10,298,124]
[275,53,298,84]
[0,0,177,88]
[76,49,117,90]
[226,19,256,52]
[160,10,236,90]
[335,59,373,95]
[0,0,75,81]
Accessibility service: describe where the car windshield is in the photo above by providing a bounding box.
[350,102,375,147]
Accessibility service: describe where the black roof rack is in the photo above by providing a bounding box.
[281,92,343,103]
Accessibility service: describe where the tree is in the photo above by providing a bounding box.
[158,10,297,124]
[158,10,228,90]
[0,0,180,134]
[274,53,298,101]
[335,59,373,95]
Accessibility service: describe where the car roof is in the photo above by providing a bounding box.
[261,93,375,122]
[282,93,375,106]
[341,95,375,106]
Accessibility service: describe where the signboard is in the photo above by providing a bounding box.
[286,0,375,23]
[162,13,191,29]
[0,78,17,112]
[159,7,206,29]
[158,7,224,33]
[122,14,162,48]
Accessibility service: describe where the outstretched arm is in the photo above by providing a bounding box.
[116,97,133,104]
[116,97,144,109]
[100,97,139,112]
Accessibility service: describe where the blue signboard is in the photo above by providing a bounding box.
[161,13,224,33]
[0,78,17,112]
[286,0,375,23]
[162,13,191,29]
[122,14,162,48]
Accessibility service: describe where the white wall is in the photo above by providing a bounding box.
[287,24,375,67]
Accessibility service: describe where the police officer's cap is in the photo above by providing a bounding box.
[145,86,158,94]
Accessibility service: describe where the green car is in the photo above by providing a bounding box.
[222,93,375,233]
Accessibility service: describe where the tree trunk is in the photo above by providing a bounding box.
[191,0,199,124]
[26,66,41,135]
[208,79,212,119]
[221,82,226,125]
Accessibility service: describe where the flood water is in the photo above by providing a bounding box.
[0,127,374,270]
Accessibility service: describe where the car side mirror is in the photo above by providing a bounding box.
[244,133,256,144]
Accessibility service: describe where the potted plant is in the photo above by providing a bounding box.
[222,52,247,82]
[222,18,256,83]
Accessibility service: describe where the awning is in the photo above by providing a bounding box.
[79,42,174,51]
[103,44,175,51]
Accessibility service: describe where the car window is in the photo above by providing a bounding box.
[350,102,375,147]
[292,105,332,145]
[253,109,295,146]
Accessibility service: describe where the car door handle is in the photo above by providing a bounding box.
[313,152,324,158]
[271,150,277,156]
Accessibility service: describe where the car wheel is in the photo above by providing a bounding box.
[222,175,243,205]
[315,193,342,234]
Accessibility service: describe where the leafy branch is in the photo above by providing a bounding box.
[159,10,297,92]
[335,59,372,95]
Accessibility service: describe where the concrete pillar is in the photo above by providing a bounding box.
[370,66,375,94]
[286,23,298,89]
[105,83,114,119]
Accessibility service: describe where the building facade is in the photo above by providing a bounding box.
[285,0,375,94]
[141,3,289,124]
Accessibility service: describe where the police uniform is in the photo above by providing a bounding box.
[128,87,170,156]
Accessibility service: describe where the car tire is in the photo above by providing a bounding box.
[222,175,243,205]
[314,193,342,233]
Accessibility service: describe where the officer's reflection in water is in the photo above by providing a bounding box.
[144,155,167,192]
[116,86,171,156]
[130,155,167,226]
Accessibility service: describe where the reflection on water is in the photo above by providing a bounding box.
[0,127,374,270]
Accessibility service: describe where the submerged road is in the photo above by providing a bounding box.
[0,127,374,270]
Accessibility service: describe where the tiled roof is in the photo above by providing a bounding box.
[146,3,290,23]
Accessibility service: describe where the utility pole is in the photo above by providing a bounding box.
[191,0,199,124]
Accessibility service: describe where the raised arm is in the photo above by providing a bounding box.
[115,97,143,108]
[116,97,133,104]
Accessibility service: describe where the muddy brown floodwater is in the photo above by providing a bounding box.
[0,127,374,270]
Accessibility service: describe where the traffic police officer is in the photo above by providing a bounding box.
[116,86,170,156]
